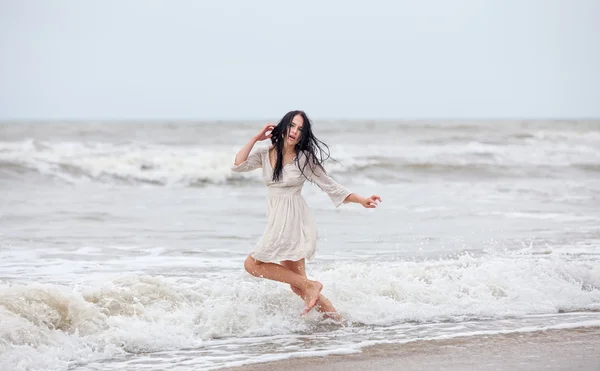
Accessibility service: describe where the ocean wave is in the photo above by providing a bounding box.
[1,249,599,370]
[1,138,599,186]
[0,139,261,187]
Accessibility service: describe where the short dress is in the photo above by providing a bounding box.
[231,146,352,263]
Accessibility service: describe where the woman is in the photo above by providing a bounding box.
[232,110,381,317]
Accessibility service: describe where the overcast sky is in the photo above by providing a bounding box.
[1,0,599,120]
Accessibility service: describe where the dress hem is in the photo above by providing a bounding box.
[249,251,316,263]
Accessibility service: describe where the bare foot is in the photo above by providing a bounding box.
[300,281,323,316]
[315,295,337,313]
[323,312,346,323]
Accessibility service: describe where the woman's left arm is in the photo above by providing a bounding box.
[308,161,381,208]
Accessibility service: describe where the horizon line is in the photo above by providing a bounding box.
[1,116,599,123]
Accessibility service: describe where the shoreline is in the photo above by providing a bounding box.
[224,326,600,371]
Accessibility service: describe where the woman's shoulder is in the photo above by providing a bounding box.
[296,149,311,160]
[295,150,320,171]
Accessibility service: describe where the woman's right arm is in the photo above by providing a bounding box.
[234,137,259,166]
[231,123,275,172]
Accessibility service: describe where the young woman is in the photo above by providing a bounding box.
[232,110,381,317]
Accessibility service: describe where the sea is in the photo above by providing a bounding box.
[1,119,599,370]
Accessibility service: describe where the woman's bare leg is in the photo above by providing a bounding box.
[244,255,322,315]
[280,259,341,318]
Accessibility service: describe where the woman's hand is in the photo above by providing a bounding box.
[253,123,275,141]
[343,193,382,208]
[360,195,382,208]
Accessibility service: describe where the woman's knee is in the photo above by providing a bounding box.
[244,255,261,276]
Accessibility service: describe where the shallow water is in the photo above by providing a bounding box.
[1,120,599,370]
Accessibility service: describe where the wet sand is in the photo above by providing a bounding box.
[226,327,600,371]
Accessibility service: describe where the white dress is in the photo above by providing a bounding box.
[231,146,352,263]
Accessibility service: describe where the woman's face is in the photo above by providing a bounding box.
[284,114,304,146]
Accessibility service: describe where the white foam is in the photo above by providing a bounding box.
[0,139,260,186]
[1,249,599,370]
[2,134,599,187]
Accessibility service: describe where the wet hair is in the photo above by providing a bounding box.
[270,110,332,182]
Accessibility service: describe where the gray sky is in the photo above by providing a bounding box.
[1,0,599,120]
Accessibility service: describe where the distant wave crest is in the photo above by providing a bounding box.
[1,138,599,186]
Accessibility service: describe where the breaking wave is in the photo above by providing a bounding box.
[1,136,599,186]
[1,249,600,370]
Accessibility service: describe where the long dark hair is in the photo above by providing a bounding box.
[270,110,332,182]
